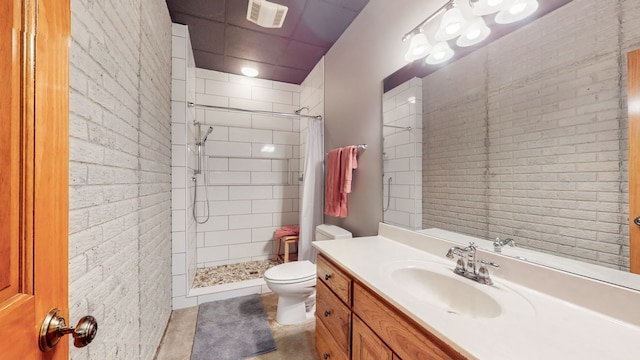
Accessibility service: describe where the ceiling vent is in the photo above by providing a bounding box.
[246,0,288,28]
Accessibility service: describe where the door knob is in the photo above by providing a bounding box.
[39,308,98,352]
[634,217,640,226]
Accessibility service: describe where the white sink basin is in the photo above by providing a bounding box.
[381,260,535,319]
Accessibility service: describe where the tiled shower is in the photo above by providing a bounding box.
[382,77,423,230]
[170,24,324,309]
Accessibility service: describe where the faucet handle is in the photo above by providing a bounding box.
[479,259,500,268]
[477,260,499,285]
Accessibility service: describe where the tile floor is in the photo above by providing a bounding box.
[154,293,320,360]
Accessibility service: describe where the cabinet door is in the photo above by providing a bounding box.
[352,315,393,360]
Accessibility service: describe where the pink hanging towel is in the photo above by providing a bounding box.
[324,148,343,217]
[339,146,358,217]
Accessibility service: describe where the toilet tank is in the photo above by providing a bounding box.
[315,224,352,241]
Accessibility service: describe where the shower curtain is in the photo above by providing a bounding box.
[299,118,323,262]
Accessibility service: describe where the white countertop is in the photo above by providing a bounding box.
[313,231,640,360]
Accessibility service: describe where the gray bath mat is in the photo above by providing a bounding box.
[191,294,276,360]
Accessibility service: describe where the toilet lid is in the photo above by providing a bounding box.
[264,260,316,282]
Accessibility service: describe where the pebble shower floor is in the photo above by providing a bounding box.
[192,259,279,288]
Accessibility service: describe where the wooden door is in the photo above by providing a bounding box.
[629,49,640,274]
[0,0,70,358]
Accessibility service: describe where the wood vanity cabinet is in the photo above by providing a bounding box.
[316,254,466,360]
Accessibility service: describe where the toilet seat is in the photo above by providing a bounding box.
[264,260,316,283]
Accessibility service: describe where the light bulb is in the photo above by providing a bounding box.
[457,16,491,47]
[509,2,527,14]
[472,0,505,16]
[435,7,467,41]
[495,0,539,24]
[425,42,454,64]
[404,32,431,62]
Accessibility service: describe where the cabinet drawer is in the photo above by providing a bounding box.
[316,280,351,355]
[317,255,352,305]
[353,283,465,360]
[315,314,349,360]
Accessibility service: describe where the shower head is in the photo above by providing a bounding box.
[294,106,309,115]
[199,127,214,145]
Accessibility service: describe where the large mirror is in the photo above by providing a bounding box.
[382,0,640,290]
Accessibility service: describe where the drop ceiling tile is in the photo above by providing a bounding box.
[278,40,325,71]
[226,26,289,64]
[193,50,225,71]
[292,0,358,47]
[273,66,308,84]
[321,0,369,12]
[166,0,226,22]
[172,12,226,54]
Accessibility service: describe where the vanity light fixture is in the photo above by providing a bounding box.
[402,0,539,65]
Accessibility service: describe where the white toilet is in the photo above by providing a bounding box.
[264,224,352,325]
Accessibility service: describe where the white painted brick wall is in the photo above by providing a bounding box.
[422,0,633,270]
[69,0,172,359]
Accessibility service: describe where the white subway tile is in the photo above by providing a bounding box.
[229,186,273,200]
[172,210,186,232]
[252,199,292,213]
[251,144,292,159]
[172,80,186,101]
[172,58,186,80]
[208,141,251,157]
[209,171,251,185]
[273,131,298,145]
[172,253,186,275]
[171,35,186,59]
[211,200,251,215]
[251,172,288,185]
[204,229,252,246]
[229,158,271,171]
[197,246,230,263]
[229,213,272,229]
[207,186,229,200]
[252,227,278,241]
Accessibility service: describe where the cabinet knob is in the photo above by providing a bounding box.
[324,353,330,359]
[324,310,331,317]
[324,274,332,280]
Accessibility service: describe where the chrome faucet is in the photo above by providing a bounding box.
[493,237,516,253]
[446,242,499,285]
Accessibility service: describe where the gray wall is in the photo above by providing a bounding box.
[324,0,444,235]
[68,0,172,358]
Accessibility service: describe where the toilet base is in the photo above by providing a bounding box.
[275,289,316,325]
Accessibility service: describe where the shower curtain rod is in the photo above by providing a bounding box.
[383,124,412,130]
[187,102,323,120]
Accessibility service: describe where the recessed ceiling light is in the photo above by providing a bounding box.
[241,67,259,77]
